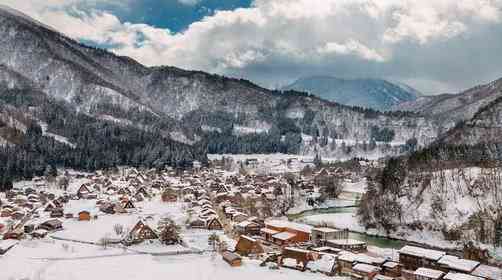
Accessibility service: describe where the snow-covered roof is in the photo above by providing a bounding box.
[414,267,444,279]
[352,263,380,273]
[338,251,357,262]
[241,235,257,243]
[313,227,340,233]
[328,239,365,246]
[399,245,445,261]
[374,275,395,280]
[443,272,483,280]
[265,220,312,233]
[306,254,335,273]
[438,255,479,272]
[260,228,279,235]
[284,247,310,254]
[471,264,502,279]
[236,220,256,228]
[382,261,399,268]
[354,254,386,265]
[272,231,296,241]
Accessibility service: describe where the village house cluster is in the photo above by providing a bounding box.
[0,167,185,249]
[0,163,501,280]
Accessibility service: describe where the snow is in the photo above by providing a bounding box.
[352,263,380,273]
[97,114,133,126]
[444,272,484,280]
[399,245,445,261]
[39,121,76,148]
[437,255,480,272]
[1,248,346,280]
[414,267,444,279]
[233,124,270,135]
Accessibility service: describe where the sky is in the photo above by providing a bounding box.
[1,0,502,94]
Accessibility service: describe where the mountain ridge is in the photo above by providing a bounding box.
[283,75,420,111]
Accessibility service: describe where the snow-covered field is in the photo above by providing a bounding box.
[1,239,348,280]
[0,254,350,280]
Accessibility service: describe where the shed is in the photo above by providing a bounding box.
[222,251,242,267]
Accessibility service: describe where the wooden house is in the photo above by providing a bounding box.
[31,229,49,239]
[50,208,64,218]
[436,255,479,274]
[279,247,314,271]
[37,219,63,231]
[77,184,92,199]
[413,267,444,280]
[123,200,136,210]
[352,263,381,280]
[188,217,207,229]
[3,228,24,240]
[127,221,158,243]
[326,238,367,252]
[311,227,348,246]
[222,251,242,267]
[382,261,401,278]
[264,220,312,245]
[206,217,223,230]
[471,264,502,280]
[78,210,91,221]
[398,246,446,271]
[234,220,261,236]
[235,235,264,256]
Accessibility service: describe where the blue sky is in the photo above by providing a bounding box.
[2,0,502,94]
[94,0,253,32]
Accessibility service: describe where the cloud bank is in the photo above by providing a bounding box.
[1,0,502,93]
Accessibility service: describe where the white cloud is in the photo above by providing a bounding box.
[1,0,502,93]
[318,40,386,62]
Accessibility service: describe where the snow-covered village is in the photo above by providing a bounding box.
[2,1,502,280]
[1,155,501,280]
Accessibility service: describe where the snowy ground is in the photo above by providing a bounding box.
[1,239,349,280]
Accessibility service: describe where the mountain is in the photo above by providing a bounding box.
[394,78,502,128]
[282,76,420,111]
[0,6,445,181]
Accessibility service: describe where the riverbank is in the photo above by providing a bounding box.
[294,207,465,253]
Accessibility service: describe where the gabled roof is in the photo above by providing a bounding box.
[399,245,446,261]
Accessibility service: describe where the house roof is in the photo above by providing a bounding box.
[353,263,381,273]
[443,272,483,280]
[221,251,241,262]
[260,228,279,235]
[265,220,312,233]
[414,267,444,279]
[272,231,296,241]
[399,245,446,261]
[374,275,396,280]
[471,264,502,279]
[313,227,341,233]
[437,255,480,272]
[328,239,366,246]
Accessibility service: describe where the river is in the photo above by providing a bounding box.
[288,205,405,250]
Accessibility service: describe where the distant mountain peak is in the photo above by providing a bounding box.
[283,76,420,111]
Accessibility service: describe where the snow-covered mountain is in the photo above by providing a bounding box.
[283,76,420,111]
[0,5,444,152]
[394,78,502,128]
